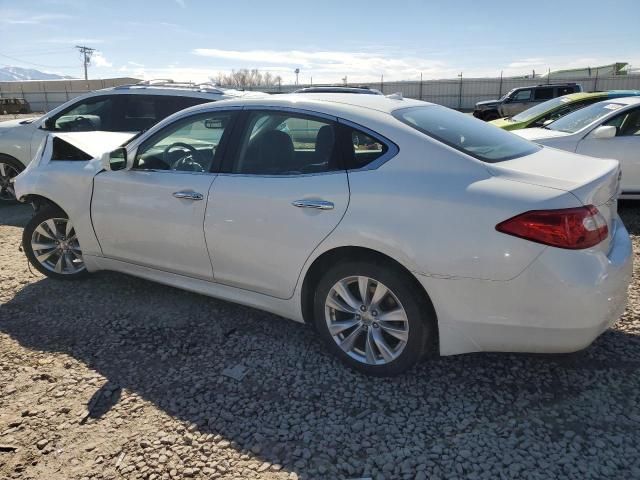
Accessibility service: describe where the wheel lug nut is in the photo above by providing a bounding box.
[360,305,367,312]
[372,310,378,317]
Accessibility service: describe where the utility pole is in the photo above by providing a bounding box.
[75,45,95,81]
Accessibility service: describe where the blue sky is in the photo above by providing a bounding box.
[1,0,638,83]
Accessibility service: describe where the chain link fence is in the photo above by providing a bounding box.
[0,77,139,113]
[2,74,640,113]
[248,74,640,110]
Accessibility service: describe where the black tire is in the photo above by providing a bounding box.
[313,260,436,376]
[482,110,500,121]
[0,154,25,204]
[22,206,89,280]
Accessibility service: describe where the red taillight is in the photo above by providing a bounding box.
[496,205,608,249]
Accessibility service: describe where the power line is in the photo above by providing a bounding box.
[75,45,95,81]
[0,52,76,69]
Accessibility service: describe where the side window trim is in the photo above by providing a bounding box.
[131,109,239,173]
[337,118,399,172]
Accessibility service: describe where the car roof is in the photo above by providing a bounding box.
[89,83,266,99]
[598,96,640,106]
[188,93,429,115]
[294,86,383,95]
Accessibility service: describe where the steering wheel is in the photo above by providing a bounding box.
[162,142,203,172]
[72,115,95,131]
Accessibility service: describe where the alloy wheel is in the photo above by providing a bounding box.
[0,162,20,202]
[30,217,85,274]
[324,276,409,365]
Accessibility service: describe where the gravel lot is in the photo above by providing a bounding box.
[1,201,640,480]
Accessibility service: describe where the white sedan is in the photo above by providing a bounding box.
[514,97,640,197]
[14,94,632,376]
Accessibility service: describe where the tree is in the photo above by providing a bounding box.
[211,69,282,88]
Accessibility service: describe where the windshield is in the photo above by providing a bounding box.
[548,101,626,133]
[394,105,540,163]
[512,96,573,123]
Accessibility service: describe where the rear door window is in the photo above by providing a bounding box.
[534,87,554,101]
[231,111,341,175]
[116,95,211,132]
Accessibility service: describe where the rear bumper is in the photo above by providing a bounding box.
[419,217,633,356]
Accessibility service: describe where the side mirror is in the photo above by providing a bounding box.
[101,147,127,171]
[503,97,512,103]
[588,125,617,140]
[41,117,55,130]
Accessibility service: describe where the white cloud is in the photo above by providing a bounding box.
[507,58,545,69]
[175,0,186,7]
[92,52,112,68]
[2,13,71,25]
[192,48,454,83]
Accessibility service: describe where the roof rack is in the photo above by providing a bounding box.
[114,79,224,94]
[536,82,577,86]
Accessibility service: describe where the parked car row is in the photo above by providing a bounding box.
[10,87,632,376]
[0,80,267,202]
[473,83,583,121]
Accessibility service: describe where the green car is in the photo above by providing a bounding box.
[490,90,640,130]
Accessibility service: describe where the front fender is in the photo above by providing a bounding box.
[14,135,103,257]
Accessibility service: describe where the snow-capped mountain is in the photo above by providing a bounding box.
[0,66,75,81]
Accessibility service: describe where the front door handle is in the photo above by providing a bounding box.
[173,190,203,201]
[292,199,334,210]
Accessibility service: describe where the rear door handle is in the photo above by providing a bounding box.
[292,199,334,210]
[173,190,204,201]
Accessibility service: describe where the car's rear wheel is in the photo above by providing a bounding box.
[22,207,88,280]
[0,155,24,203]
[313,260,435,376]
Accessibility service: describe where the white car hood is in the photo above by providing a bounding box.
[513,128,570,141]
[54,131,136,159]
[0,117,39,130]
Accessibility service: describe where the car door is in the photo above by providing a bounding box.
[204,109,350,299]
[91,110,237,279]
[576,107,640,192]
[502,89,533,117]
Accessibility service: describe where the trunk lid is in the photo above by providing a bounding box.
[488,146,621,252]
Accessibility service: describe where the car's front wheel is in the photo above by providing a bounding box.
[482,110,500,121]
[22,207,88,280]
[0,155,24,203]
[313,260,435,376]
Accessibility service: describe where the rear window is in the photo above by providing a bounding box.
[393,106,540,163]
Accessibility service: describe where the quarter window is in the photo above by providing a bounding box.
[233,111,340,175]
[346,130,389,169]
[134,112,234,172]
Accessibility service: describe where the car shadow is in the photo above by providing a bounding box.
[0,202,31,228]
[1,267,640,478]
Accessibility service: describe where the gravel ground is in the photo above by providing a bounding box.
[1,202,640,480]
